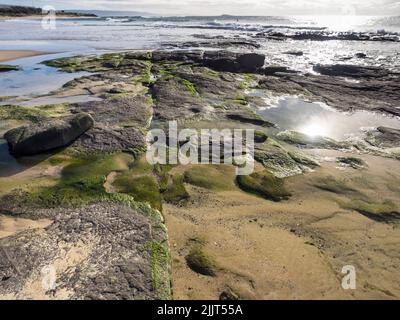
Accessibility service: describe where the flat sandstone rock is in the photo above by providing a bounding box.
[0,202,158,300]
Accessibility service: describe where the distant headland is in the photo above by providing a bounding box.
[0,4,97,17]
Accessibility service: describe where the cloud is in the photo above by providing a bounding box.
[1,0,399,15]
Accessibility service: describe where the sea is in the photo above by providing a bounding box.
[1,14,400,141]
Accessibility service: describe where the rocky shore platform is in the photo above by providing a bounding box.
[1,47,400,299]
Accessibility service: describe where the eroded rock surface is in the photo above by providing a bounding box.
[0,202,166,300]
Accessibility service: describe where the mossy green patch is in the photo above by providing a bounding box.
[185,245,216,277]
[182,79,198,96]
[14,153,133,210]
[184,165,236,191]
[129,155,154,174]
[0,104,70,124]
[0,105,47,123]
[139,60,153,85]
[144,95,154,106]
[234,94,248,106]
[313,175,357,194]
[0,64,20,72]
[43,54,126,73]
[154,164,174,192]
[199,67,220,78]
[239,74,254,89]
[162,174,189,204]
[339,199,400,223]
[236,170,291,201]
[147,240,172,299]
[113,173,162,211]
[254,130,268,143]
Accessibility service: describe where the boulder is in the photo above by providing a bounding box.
[365,126,400,148]
[203,51,265,73]
[237,53,265,72]
[203,51,238,72]
[4,112,94,156]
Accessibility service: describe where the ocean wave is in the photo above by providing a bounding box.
[369,16,400,27]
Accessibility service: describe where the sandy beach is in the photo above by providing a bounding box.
[0,50,48,62]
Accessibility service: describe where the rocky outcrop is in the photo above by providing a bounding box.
[0,202,170,300]
[0,4,96,17]
[226,113,275,127]
[256,30,400,42]
[313,64,392,78]
[365,126,400,148]
[203,51,265,73]
[254,138,319,178]
[276,130,350,150]
[258,71,400,117]
[0,65,19,73]
[163,39,261,50]
[68,95,152,152]
[4,113,94,156]
[261,65,298,76]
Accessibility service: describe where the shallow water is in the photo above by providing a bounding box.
[252,92,400,140]
[0,94,102,107]
[1,15,400,74]
[0,139,28,176]
[0,53,91,97]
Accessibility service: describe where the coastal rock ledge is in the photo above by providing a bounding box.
[4,112,94,156]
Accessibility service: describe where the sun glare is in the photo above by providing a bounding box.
[299,123,329,137]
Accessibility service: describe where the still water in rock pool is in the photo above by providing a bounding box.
[253,93,400,140]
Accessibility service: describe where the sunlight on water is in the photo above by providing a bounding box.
[254,93,400,140]
[299,122,330,137]
[296,15,376,31]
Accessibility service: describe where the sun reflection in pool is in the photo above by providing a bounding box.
[299,122,330,137]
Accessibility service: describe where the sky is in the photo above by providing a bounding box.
[1,0,400,16]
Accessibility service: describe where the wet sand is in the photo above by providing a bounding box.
[0,215,52,239]
[0,50,48,63]
[164,151,400,300]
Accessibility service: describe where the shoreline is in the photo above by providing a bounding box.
[1,45,400,299]
[0,50,49,62]
[0,15,97,21]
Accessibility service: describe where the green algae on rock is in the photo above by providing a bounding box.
[113,173,162,212]
[254,138,319,178]
[0,64,19,72]
[339,199,400,223]
[162,174,190,204]
[236,170,291,201]
[184,165,237,191]
[185,245,217,277]
[276,130,349,150]
[313,175,358,195]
